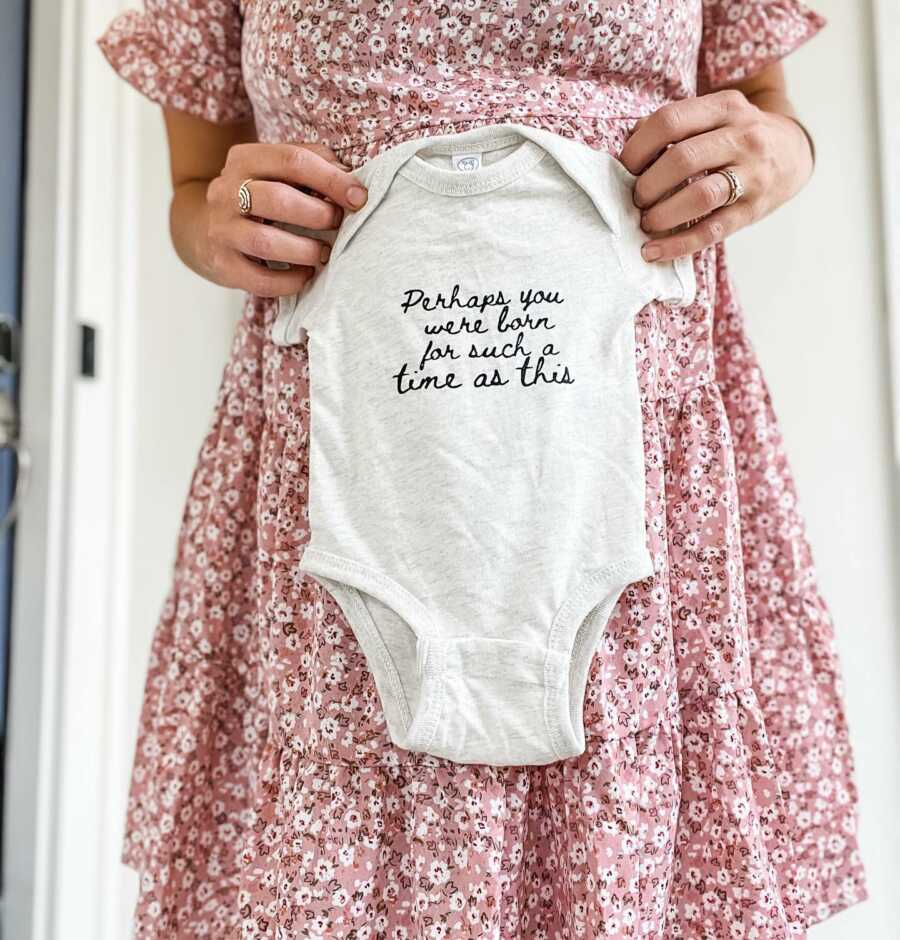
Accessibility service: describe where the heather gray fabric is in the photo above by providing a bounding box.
[271,123,696,765]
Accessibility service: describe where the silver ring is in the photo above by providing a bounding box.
[237,178,253,216]
[716,167,744,207]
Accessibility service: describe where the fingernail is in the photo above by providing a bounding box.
[347,185,367,208]
[642,243,662,261]
[320,244,331,265]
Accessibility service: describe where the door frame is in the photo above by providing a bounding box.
[3,0,140,936]
[873,0,900,461]
[2,0,76,933]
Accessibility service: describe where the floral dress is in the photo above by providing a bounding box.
[98,2,867,938]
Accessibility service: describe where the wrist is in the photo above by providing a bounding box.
[783,114,816,174]
[745,90,817,184]
[761,111,815,190]
[170,180,218,282]
[779,113,816,190]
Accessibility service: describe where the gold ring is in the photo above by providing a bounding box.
[716,167,744,207]
[237,178,254,216]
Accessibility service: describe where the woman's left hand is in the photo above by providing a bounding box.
[619,88,814,262]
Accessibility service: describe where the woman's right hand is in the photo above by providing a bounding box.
[163,111,369,298]
[201,141,368,297]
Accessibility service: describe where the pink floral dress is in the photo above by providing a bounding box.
[98,2,867,937]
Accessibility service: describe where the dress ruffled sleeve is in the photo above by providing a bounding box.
[97,0,252,125]
[697,1,827,95]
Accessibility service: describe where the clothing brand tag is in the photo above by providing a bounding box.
[453,152,482,172]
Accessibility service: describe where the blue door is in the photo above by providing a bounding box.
[0,0,29,892]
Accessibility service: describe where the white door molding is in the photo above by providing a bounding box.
[3,0,141,936]
[3,0,78,935]
[50,0,142,935]
[872,0,900,462]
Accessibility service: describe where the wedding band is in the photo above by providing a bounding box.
[717,167,744,207]
[237,178,254,216]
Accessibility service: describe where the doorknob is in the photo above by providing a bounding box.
[0,389,30,532]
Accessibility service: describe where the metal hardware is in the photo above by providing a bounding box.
[0,312,20,373]
[0,390,30,531]
[80,323,97,377]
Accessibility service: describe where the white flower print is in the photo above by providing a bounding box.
[97,2,865,937]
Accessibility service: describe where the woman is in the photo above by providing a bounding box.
[99,2,866,937]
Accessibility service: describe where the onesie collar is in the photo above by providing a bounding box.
[329,122,627,264]
[395,134,546,196]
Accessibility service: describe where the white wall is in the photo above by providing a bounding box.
[726,0,900,935]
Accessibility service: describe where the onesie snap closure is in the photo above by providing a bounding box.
[407,635,574,765]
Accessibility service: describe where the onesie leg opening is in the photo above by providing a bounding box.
[300,547,445,753]
[310,575,421,747]
[546,550,654,759]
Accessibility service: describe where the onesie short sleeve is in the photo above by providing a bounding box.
[271,159,383,345]
[97,0,251,124]
[608,163,698,309]
[697,1,827,95]
[617,233,697,310]
[271,256,332,345]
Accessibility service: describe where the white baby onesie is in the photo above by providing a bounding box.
[271,122,696,766]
